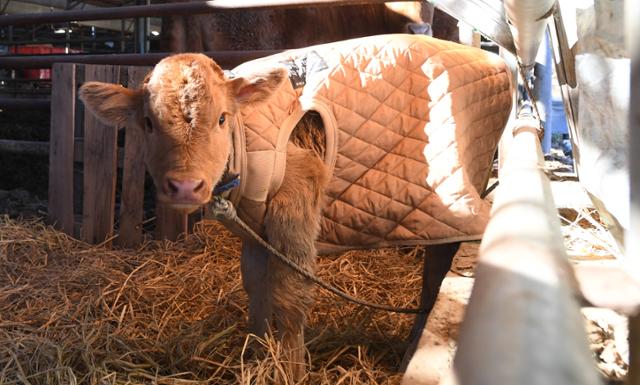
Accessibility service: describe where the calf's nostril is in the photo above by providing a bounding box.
[194,180,205,193]
[167,179,180,195]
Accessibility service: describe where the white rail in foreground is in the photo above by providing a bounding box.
[448,120,600,385]
[402,119,602,385]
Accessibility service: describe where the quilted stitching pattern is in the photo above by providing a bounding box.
[234,35,512,251]
[300,35,512,249]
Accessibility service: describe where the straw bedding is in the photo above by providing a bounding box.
[0,216,424,385]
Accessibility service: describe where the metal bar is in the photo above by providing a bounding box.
[145,0,150,53]
[0,138,127,165]
[0,90,51,96]
[135,0,145,54]
[534,31,552,155]
[3,0,158,32]
[0,137,126,168]
[0,0,406,27]
[0,139,50,155]
[0,36,132,46]
[448,119,600,385]
[0,98,50,110]
[0,79,51,83]
[0,50,280,69]
[503,0,555,69]
[432,0,516,54]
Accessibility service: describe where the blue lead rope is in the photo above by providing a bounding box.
[213,174,240,196]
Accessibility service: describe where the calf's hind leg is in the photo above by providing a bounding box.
[400,242,460,372]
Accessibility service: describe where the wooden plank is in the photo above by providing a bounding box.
[117,66,149,248]
[81,64,120,244]
[48,63,76,235]
[156,204,188,241]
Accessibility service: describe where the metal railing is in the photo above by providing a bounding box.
[0,0,407,26]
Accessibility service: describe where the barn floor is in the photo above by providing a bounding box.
[0,217,424,385]
[0,151,629,385]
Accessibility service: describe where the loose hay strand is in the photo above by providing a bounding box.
[0,216,418,384]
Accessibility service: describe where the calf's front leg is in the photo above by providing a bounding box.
[264,146,329,382]
[240,240,272,339]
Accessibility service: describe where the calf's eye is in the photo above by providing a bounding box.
[218,114,226,126]
[144,117,153,133]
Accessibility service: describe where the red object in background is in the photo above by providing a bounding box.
[8,45,81,79]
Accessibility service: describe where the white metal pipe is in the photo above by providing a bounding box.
[446,119,600,385]
[503,0,556,69]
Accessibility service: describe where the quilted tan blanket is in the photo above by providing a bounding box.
[226,34,513,254]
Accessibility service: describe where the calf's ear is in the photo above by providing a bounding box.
[227,67,287,107]
[79,82,142,127]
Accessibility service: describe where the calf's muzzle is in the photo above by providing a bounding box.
[162,177,208,204]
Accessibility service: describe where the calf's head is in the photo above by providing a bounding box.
[79,54,286,212]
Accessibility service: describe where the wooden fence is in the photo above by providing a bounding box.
[47,63,187,247]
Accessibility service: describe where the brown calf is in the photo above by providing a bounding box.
[80,55,332,380]
[79,35,509,380]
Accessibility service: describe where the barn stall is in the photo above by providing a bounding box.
[0,0,637,384]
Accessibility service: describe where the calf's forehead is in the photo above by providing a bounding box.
[144,55,228,125]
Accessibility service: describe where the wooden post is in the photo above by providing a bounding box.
[156,205,188,241]
[81,65,120,244]
[116,66,149,248]
[48,63,76,235]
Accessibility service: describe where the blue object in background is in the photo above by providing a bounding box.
[536,32,553,155]
[536,30,571,157]
[551,94,572,156]
[551,96,569,135]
